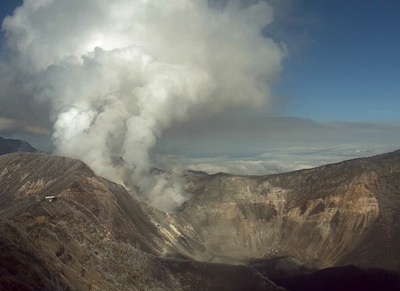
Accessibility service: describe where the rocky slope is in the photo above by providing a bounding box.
[1,149,400,290]
[170,150,400,271]
[0,153,283,290]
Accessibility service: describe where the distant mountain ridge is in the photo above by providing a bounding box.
[0,136,38,155]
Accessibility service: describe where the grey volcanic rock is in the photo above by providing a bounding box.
[0,153,283,290]
[165,150,400,272]
[0,136,38,155]
[1,150,400,290]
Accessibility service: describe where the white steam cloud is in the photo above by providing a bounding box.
[1,0,285,212]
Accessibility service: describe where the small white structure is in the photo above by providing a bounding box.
[44,195,56,202]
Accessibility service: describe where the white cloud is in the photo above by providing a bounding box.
[155,143,396,176]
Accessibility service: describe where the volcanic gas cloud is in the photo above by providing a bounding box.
[0,0,285,211]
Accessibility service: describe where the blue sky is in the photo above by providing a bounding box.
[274,0,400,122]
[0,1,21,26]
[0,1,19,15]
[0,0,399,174]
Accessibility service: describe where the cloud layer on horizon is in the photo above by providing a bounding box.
[154,115,400,175]
[155,143,398,176]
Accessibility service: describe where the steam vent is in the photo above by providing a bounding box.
[1,0,400,290]
[1,150,400,290]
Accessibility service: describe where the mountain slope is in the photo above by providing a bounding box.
[168,150,400,271]
[1,150,400,289]
[0,152,283,290]
[0,136,38,155]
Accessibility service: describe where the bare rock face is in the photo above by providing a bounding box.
[1,149,400,290]
[0,153,283,290]
[169,151,400,272]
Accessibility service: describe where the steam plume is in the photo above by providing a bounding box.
[1,0,285,212]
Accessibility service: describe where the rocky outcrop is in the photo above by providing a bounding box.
[0,153,283,290]
[1,150,400,289]
[162,150,400,272]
